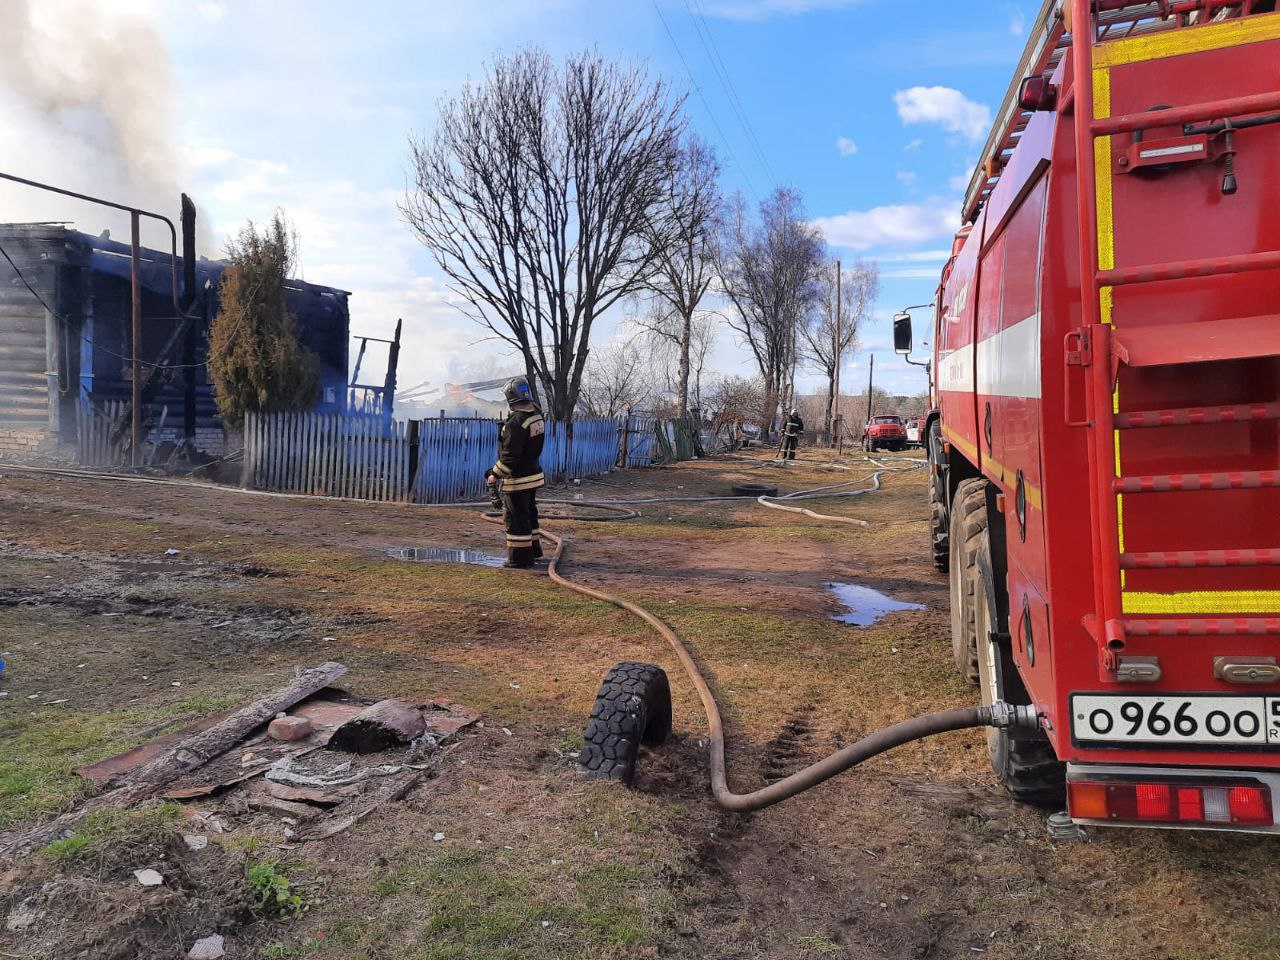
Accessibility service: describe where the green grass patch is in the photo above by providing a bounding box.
[0,694,241,827]
[38,802,183,871]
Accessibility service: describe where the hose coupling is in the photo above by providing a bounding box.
[983,700,1040,732]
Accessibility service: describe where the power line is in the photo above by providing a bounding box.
[685,0,778,185]
[652,0,761,203]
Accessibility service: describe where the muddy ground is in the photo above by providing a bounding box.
[0,453,1276,960]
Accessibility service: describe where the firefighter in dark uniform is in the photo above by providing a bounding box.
[486,377,546,568]
[782,408,803,460]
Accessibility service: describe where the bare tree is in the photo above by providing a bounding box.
[577,341,653,418]
[633,135,721,418]
[716,188,825,434]
[704,373,769,434]
[634,307,718,416]
[403,48,686,422]
[801,259,878,437]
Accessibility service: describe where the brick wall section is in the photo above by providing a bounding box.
[0,427,48,456]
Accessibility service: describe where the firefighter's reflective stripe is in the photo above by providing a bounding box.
[505,533,535,545]
[491,461,513,478]
[522,415,545,435]
[503,472,545,491]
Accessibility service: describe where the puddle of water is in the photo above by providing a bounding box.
[828,582,925,627]
[388,547,505,568]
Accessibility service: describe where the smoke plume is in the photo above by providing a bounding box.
[0,0,206,250]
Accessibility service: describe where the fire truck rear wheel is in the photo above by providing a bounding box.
[949,479,984,685]
[579,662,672,786]
[970,518,1065,804]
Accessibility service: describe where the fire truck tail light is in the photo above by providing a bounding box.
[1069,782,1108,819]
[1203,787,1231,823]
[1229,786,1270,825]
[1176,787,1203,822]
[1068,780,1273,827]
[1135,783,1170,820]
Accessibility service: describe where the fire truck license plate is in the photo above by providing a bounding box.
[1071,695,1280,748]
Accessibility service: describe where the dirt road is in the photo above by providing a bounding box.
[1,455,1276,960]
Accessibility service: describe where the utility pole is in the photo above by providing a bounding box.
[865,353,874,425]
[832,259,842,447]
[130,210,142,467]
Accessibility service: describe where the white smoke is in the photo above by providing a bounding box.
[0,0,207,250]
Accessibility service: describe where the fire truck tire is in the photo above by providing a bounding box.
[928,425,948,572]
[579,661,672,786]
[949,478,985,685]
[971,541,1065,804]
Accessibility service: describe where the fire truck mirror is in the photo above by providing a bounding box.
[893,312,912,355]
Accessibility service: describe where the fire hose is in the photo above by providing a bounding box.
[4,458,1042,811]
[484,456,1041,813]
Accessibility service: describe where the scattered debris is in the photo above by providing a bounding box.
[266,782,355,806]
[183,833,209,851]
[329,699,426,754]
[433,832,446,842]
[133,869,164,886]
[268,714,315,741]
[165,548,181,556]
[186,933,226,959]
[247,790,321,821]
[266,755,404,789]
[4,898,41,932]
[4,662,348,857]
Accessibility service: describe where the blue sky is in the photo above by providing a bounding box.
[0,0,1040,398]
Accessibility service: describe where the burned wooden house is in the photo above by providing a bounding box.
[0,222,351,459]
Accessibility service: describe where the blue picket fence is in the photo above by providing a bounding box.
[412,417,500,504]
[244,411,624,503]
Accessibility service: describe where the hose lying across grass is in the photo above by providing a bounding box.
[6,455,1034,811]
[491,454,1038,812]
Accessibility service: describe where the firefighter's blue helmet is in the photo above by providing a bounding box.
[503,376,532,405]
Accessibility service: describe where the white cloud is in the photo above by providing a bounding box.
[197,2,227,22]
[702,0,865,20]
[835,135,857,157]
[903,138,923,152]
[948,171,973,193]
[876,249,951,263]
[811,197,959,251]
[896,169,917,187]
[893,86,992,142]
[1009,9,1026,35]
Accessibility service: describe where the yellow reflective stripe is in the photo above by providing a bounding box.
[506,534,534,543]
[1094,12,1280,67]
[982,452,1044,512]
[522,416,544,429]
[1123,591,1280,615]
[1092,66,1126,588]
[503,472,544,490]
[492,462,512,477]
[941,425,978,463]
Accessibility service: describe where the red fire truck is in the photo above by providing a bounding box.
[898,0,1280,833]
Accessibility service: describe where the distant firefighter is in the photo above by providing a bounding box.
[782,409,803,461]
[486,377,546,568]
